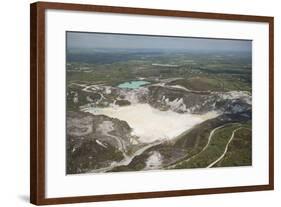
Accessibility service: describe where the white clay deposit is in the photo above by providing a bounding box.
[84,104,218,143]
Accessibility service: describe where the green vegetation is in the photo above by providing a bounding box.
[115,100,131,106]
[168,76,251,92]
[67,138,124,174]
[66,49,252,173]
[213,125,252,167]
[172,123,250,169]
[169,76,223,91]
[66,51,252,92]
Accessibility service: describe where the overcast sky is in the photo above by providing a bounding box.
[67,32,252,52]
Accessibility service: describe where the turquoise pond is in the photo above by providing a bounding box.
[118,80,150,89]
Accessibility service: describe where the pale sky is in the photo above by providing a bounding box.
[67,31,252,52]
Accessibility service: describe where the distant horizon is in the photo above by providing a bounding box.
[67,32,252,52]
[67,47,252,53]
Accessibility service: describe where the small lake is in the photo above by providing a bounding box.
[118,80,150,89]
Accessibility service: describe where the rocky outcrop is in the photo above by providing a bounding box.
[66,81,252,173]
[66,111,138,174]
[147,86,251,115]
[110,110,252,172]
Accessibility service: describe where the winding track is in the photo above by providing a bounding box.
[207,127,250,168]
[75,81,251,171]
[89,140,162,173]
[167,124,227,169]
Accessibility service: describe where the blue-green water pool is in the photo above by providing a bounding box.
[118,80,150,89]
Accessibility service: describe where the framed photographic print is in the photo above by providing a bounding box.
[30,1,274,205]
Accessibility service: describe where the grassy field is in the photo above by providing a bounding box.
[171,123,251,169]
[213,125,252,167]
[66,50,252,92]
[66,49,252,172]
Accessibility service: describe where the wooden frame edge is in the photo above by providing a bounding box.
[35,185,273,205]
[30,2,46,205]
[268,17,274,190]
[30,1,274,205]
[30,2,39,204]
[34,1,274,22]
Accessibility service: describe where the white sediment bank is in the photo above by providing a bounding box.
[84,104,218,143]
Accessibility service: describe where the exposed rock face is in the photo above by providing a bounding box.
[148,86,218,113]
[66,111,137,174]
[66,81,252,173]
[115,99,131,106]
[68,83,251,116]
[110,110,252,172]
[119,87,149,104]
[147,86,251,115]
